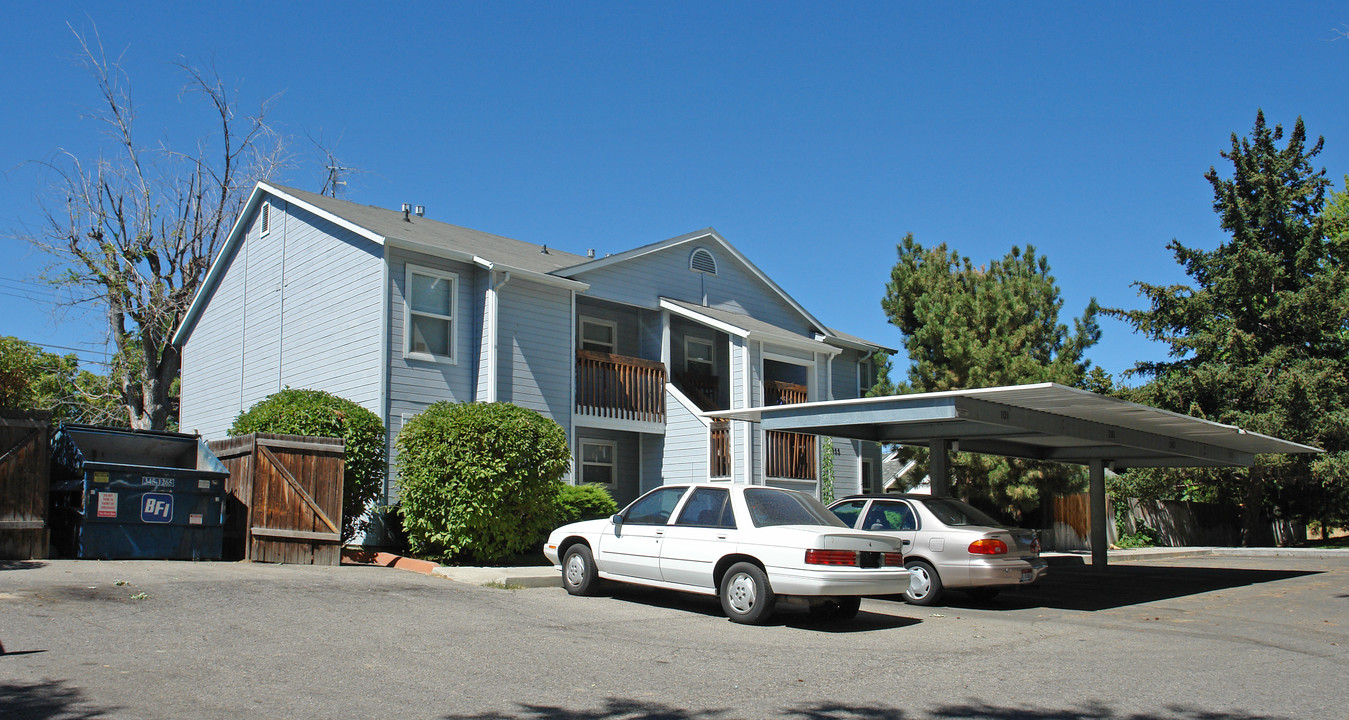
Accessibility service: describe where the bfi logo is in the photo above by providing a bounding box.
[141,493,173,523]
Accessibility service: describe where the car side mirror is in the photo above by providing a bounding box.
[610,513,623,525]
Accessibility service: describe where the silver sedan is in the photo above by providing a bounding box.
[828,494,1047,605]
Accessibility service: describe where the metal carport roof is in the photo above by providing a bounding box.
[707,383,1319,569]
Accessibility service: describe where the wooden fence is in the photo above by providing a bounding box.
[575,349,667,423]
[0,410,51,560]
[210,433,345,565]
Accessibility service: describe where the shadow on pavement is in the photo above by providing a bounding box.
[603,584,921,631]
[905,563,1321,612]
[0,679,115,720]
[439,697,1283,719]
[0,560,47,572]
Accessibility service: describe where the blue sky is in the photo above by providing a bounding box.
[2,2,1347,383]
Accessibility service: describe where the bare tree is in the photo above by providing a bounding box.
[23,29,287,430]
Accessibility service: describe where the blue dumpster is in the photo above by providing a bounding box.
[49,424,229,560]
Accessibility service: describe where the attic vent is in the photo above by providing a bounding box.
[260,201,271,236]
[689,247,717,275]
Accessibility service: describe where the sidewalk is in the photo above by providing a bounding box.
[1043,545,1349,566]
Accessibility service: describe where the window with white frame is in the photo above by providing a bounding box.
[858,357,877,396]
[685,337,714,376]
[580,440,616,485]
[579,317,617,354]
[405,265,457,362]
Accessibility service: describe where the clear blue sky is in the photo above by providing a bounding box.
[3,2,1347,384]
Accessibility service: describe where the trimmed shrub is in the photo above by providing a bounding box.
[554,483,619,526]
[396,401,570,563]
[230,388,387,543]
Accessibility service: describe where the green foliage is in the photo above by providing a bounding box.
[1107,112,1349,541]
[1112,497,1161,548]
[553,483,619,525]
[880,237,1100,521]
[396,401,570,563]
[0,336,122,425]
[230,388,387,543]
[820,436,835,504]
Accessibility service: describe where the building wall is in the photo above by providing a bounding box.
[179,196,383,440]
[663,387,709,483]
[496,277,573,426]
[573,428,643,507]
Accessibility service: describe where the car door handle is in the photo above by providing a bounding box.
[655,530,664,536]
[902,540,911,546]
[717,535,728,540]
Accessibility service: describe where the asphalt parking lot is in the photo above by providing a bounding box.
[2,553,1345,719]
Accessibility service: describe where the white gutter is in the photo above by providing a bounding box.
[486,270,512,403]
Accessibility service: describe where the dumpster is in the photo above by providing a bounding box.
[49,424,229,560]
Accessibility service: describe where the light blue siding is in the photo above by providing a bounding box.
[179,197,383,440]
[497,278,572,426]
[574,242,815,336]
[663,388,708,482]
[386,247,479,418]
[575,298,643,357]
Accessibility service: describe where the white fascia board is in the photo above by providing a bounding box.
[472,256,590,291]
[260,182,385,245]
[757,331,842,357]
[821,334,896,355]
[659,298,749,338]
[383,235,476,265]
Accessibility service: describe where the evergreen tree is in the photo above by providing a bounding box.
[881,235,1101,520]
[1109,112,1349,543]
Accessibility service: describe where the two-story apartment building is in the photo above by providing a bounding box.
[174,182,893,526]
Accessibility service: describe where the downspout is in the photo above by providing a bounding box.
[486,270,511,403]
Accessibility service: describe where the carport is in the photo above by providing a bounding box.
[707,383,1320,569]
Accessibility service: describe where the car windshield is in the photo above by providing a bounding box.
[744,488,847,528]
[919,497,1004,527]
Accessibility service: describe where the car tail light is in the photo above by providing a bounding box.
[968,538,1009,555]
[805,549,858,566]
[882,552,905,567]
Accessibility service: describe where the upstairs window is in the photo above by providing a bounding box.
[858,357,877,396]
[579,317,617,354]
[405,265,457,363]
[685,337,715,376]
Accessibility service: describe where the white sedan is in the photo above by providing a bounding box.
[544,483,911,624]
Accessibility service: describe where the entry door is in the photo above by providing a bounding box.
[597,486,686,581]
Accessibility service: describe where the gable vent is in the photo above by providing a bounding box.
[689,247,718,275]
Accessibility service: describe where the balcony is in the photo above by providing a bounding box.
[575,349,666,425]
[710,420,731,478]
[766,430,817,481]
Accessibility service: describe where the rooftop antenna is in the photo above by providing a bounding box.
[324,164,350,198]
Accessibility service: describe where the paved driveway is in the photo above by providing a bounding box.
[1,554,1345,719]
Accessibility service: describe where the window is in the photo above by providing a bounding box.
[580,440,616,485]
[622,486,686,525]
[579,317,616,354]
[405,265,457,362]
[858,358,877,396]
[829,500,867,528]
[685,337,714,376]
[674,487,736,529]
[743,488,846,528]
[861,457,875,494]
[864,501,916,531]
[260,201,272,236]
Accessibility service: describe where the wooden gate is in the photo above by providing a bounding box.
[0,410,52,560]
[210,433,345,565]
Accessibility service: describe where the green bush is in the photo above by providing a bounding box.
[396,401,570,563]
[554,483,619,525]
[230,388,387,543]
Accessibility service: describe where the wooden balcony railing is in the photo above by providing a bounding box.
[575,349,666,424]
[765,430,817,480]
[764,380,808,406]
[709,420,731,477]
[675,370,721,411]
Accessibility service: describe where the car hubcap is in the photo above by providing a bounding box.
[565,554,585,586]
[727,572,758,614]
[908,566,931,598]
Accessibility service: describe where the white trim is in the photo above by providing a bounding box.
[743,340,754,484]
[568,289,577,483]
[689,246,718,275]
[404,263,458,365]
[666,384,712,428]
[659,298,748,338]
[579,439,617,486]
[260,182,385,245]
[379,246,392,503]
[573,414,665,435]
[762,350,816,403]
[472,255,590,291]
[579,316,618,353]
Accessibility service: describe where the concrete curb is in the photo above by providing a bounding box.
[431,565,560,588]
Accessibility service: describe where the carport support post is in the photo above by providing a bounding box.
[928,439,951,496]
[1089,458,1107,570]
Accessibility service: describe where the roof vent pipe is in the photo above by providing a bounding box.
[415,205,425,217]
[402,203,411,222]
[587,249,595,258]
[540,244,549,254]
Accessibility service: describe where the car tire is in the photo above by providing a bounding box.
[720,562,776,624]
[561,544,600,596]
[810,596,861,622]
[966,587,1000,603]
[903,559,943,606]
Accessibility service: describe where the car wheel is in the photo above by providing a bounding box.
[719,562,776,624]
[966,587,1000,603]
[561,544,600,596]
[809,596,861,622]
[903,559,943,606]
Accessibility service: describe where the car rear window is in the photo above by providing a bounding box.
[919,497,1003,527]
[744,488,847,528]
